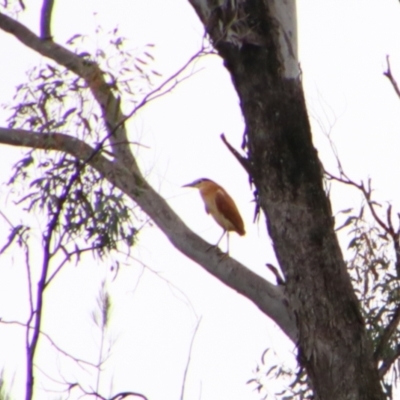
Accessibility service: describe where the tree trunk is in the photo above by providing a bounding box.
[187,0,384,398]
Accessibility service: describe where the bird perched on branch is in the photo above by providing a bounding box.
[182,178,245,253]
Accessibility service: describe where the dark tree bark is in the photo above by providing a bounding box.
[187,1,384,399]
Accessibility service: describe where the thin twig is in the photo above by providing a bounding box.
[327,167,400,364]
[25,243,34,331]
[112,46,209,134]
[384,55,400,100]
[83,391,149,400]
[110,393,149,400]
[45,244,103,288]
[266,263,285,286]
[327,169,400,278]
[40,0,54,39]
[128,255,199,322]
[326,172,391,235]
[220,133,251,175]
[0,319,96,367]
[93,283,110,397]
[180,317,202,400]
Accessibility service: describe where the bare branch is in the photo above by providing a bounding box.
[81,390,149,400]
[89,392,149,400]
[45,244,103,288]
[386,204,395,235]
[326,173,390,233]
[327,166,400,371]
[129,255,199,321]
[220,133,251,175]
[0,126,297,342]
[384,55,400,100]
[0,319,97,367]
[266,263,285,286]
[326,170,400,277]
[40,0,54,39]
[113,46,209,133]
[25,157,88,399]
[24,240,34,340]
[180,318,202,400]
[110,392,149,400]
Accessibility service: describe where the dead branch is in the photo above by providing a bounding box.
[0,319,96,367]
[327,170,400,360]
[106,392,149,400]
[266,263,285,286]
[180,317,202,400]
[110,393,149,400]
[114,46,209,133]
[81,390,149,400]
[384,55,400,100]
[326,171,400,277]
[220,133,251,175]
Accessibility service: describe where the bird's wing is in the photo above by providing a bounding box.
[215,189,245,235]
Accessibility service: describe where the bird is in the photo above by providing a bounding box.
[182,178,245,253]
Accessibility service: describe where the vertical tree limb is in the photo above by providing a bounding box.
[40,0,55,39]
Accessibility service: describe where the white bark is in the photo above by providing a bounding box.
[270,0,299,78]
[188,0,300,78]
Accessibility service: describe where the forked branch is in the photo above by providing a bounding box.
[0,11,132,165]
[384,55,400,100]
[327,170,400,372]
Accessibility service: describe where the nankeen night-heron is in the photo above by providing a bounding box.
[183,178,245,253]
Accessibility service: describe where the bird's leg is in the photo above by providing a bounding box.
[215,230,226,248]
[206,230,226,252]
[208,231,230,260]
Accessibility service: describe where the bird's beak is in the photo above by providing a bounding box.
[182,181,195,188]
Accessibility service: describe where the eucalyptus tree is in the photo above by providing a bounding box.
[0,1,399,399]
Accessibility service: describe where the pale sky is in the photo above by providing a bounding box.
[0,1,400,399]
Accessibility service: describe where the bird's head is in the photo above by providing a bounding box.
[182,178,212,189]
